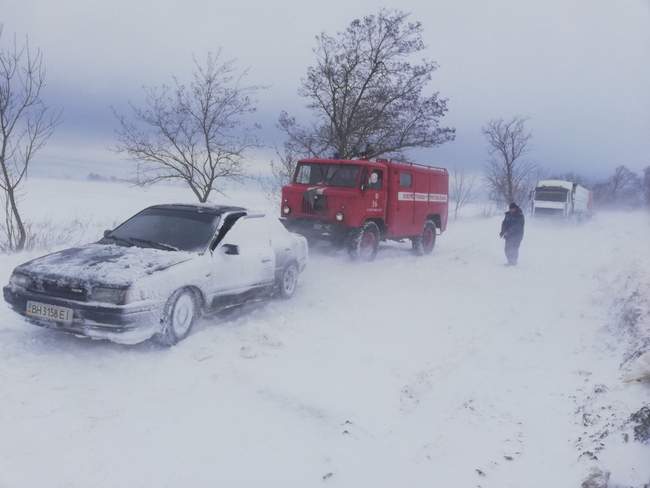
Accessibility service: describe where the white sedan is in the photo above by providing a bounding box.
[3,204,308,345]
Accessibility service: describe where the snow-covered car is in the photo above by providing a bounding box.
[3,204,308,345]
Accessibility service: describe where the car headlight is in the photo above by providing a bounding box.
[90,286,127,305]
[124,283,152,304]
[282,205,291,215]
[9,272,31,289]
[335,212,344,222]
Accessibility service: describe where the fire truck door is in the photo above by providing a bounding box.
[395,170,416,236]
[364,169,386,219]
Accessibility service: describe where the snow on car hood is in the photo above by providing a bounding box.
[15,243,193,287]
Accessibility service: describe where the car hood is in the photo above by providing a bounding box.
[15,243,194,287]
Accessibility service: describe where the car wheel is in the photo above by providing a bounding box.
[277,262,299,299]
[155,289,198,346]
[412,220,437,256]
[348,221,380,262]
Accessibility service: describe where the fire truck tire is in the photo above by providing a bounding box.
[412,220,437,256]
[348,221,380,262]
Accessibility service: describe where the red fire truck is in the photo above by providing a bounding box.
[280,158,449,261]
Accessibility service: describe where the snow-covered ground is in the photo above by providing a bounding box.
[0,178,648,487]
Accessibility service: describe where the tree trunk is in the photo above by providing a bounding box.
[6,186,26,251]
[507,165,514,203]
[198,188,209,203]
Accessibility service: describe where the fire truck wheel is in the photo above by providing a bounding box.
[412,220,437,256]
[348,221,380,261]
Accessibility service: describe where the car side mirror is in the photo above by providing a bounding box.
[221,243,239,256]
[103,229,112,238]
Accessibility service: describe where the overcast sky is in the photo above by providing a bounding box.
[2,0,649,179]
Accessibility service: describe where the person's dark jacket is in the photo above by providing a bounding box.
[500,207,525,240]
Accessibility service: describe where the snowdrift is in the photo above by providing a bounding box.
[0,178,648,487]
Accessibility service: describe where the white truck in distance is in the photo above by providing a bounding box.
[531,180,593,219]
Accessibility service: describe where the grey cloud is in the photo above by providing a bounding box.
[3,0,649,179]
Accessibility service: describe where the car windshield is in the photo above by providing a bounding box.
[294,163,360,188]
[104,207,220,252]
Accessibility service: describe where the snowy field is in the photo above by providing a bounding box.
[1,178,649,487]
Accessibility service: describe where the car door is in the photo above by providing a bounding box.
[213,215,275,296]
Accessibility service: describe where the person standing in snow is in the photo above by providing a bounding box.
[500,203,525,266]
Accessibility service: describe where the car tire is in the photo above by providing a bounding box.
[276,262,299,299]
[348,221,380,262]
[412,220,437,256]
[155,289,198,346]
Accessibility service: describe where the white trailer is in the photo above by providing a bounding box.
[532,180,593,219]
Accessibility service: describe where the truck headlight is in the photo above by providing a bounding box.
[90,286,126,305]
[335,212,344,222]
[282,205,291,215]
[9,272,31,289]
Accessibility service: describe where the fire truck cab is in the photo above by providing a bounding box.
[280,158,449,261]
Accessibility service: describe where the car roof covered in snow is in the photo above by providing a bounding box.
[146,203,247,215]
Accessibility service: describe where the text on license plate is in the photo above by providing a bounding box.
[26,301,73,324]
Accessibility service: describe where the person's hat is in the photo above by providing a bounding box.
[509,202,518,209]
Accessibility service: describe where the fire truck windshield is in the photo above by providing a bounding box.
[294,163,361,188]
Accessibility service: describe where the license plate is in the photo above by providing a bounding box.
[26,300,73,324]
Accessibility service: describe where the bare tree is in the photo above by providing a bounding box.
[270,143,299,192]
[0,28,59,252]
[258,143,300,204]
[593,165,642,207]
[450,167,477,220]
[279,9,455,160]
[115,52,260,203]
[483,116,537,205]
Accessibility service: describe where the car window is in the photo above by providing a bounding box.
[108,207,220,252]
[221,216,270,253]
[369,170,383,190]
[211,212,246,250]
